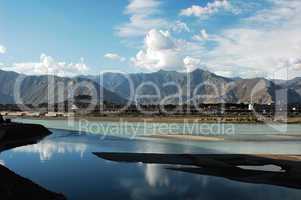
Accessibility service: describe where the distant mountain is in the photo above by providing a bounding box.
[0,70,20,104]
[86,69,233,104]
[0,70,126,105]
[82,69,301,104]
[226,78,275,104]
[284,77,301,96]
[0,68,300,106]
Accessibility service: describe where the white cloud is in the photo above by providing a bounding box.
[104,53,126,62]
[200,0,301,79]
[180,0,231,18]
[131,29,205,71]
[145,29,174,50]
[125,0,301,79]
[117,0,191,40]
[0,45,6,54]
[170,20,190,33]
[131,29,182,70]
[245,0,301,25]
[279,57,301,78]
[126,0,161,15]
[214,70,236,78]
[2,54,89,77]
[288,58,301,70]
[130,0,301,79]
[116,0,168,38]
[193,29,209,41]
[183,56,201,71]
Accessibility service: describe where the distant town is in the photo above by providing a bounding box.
[1,102,300,123]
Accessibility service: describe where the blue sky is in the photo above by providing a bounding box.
[0,0,301,79]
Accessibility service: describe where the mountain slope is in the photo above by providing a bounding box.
[85,69,296,104]
[0,70,126,105]
[89,69,235,104]
[0,68,300,105]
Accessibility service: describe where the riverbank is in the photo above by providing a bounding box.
[7,115,301,124]
[143,133,301,142]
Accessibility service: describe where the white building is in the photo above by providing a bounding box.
[248,104,254,111]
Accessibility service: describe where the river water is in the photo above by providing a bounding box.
[0,119,301,199]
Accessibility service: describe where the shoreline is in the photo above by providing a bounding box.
[7,115,301,124]
[143,134,225,141]
[142,133,301,142]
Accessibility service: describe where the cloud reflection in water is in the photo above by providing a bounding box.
[13,140,87,161]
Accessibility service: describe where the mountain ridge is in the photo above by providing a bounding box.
[0,69,300,105]
[0,70,127,105]
[83,69,301,104]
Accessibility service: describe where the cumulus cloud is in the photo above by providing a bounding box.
[130,0,301,79]
[119,0,301,79]
[0,45,6,54]
[104,53,126,62]
[180,0,231,18]
[116,0,168,38]
[183,56,201,71]
[2,54,89,77]
[193,29,209,41]
[129,0,295,78]
[131,29,204,71]
[131,29,182,70]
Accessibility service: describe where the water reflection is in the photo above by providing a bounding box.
[0,159,5,166]
[2,129,301,200]
[145,164,169,187]
[95,152,301,190]
[13,141,87,161]
[0,127,66,199]
[137,143,171,188]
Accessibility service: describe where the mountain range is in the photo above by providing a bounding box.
[86,69,301,105]
[0,70,126,105]
[0,69,300,105]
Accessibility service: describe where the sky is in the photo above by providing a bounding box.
[0,0,301,79]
